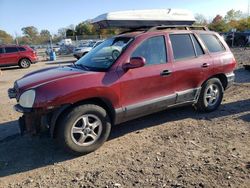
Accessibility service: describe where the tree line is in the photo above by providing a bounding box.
[0,9,250,45]
[195,9,250,32]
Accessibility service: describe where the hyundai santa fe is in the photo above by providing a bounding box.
[8,26,236,154]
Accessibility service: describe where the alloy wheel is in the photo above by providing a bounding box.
[70,114,103,146]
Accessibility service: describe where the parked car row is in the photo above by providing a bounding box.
[221,31,250,47]
[41,40,104,58]
[0,45,38,68]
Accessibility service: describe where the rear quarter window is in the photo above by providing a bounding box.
[18,47,26,51]
[200,34,225,53]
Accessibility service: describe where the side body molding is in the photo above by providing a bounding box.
[114,87,201,124]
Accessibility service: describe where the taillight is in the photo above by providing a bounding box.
[32,50,37,56]
[232,58,237,69]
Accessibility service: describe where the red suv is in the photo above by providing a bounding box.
[0,45,38,68]
[8,26,236,154]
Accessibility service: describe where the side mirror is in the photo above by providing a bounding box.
[123,57,146,71]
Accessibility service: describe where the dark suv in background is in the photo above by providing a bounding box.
[0,45,38,68]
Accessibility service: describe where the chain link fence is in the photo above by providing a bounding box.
[26,35,115,61]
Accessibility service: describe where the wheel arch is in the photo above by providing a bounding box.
[50,97,116,138]
[202,73,228,90]
[18,57,31,65]
[18,57,31,62]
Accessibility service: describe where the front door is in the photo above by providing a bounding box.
[118,35,176,121]
[1,47,19,65]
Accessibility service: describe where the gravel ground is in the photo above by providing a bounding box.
[0,50,249,188]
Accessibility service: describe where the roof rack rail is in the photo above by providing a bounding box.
[147,25,209,32]
[118,25,209,35]
[119,27,148,35]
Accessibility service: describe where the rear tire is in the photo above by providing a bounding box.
[19,58,31,68]
[56,104,111,155]
[195,78,224,112]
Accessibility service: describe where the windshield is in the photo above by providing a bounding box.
[76,37,133,71]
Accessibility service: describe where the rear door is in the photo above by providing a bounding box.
[198,33,230,74]
[169,33,213,103]
[119,35,175,121]
[2,47,20,65]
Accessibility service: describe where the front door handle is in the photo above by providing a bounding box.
[202,63,210,68]
[160,69,172,76]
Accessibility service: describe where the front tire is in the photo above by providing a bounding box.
[19,58,31,68]
[195,78,224,112]
[57,104,111,155]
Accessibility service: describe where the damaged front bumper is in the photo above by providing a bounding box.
[9,84,53,136]
[14,104,50,135]
[13,104,70,137]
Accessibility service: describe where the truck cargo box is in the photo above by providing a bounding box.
[91,9,195,29]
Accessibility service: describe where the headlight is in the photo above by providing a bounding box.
[19,90,36,108]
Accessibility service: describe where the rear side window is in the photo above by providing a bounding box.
[191,34,204,56]
[170,34,195,60]
[132,36,167,65]
[0,48,4,54]
[5,47,18,53]
[18,47,26,51]
[200,34,225,53]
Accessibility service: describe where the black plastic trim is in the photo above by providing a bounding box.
[114,88,201,124]
[225,72,235,89]
[14,104,33,113]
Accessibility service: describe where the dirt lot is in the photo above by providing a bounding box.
[0,50,249,188]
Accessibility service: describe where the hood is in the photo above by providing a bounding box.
[16,66,89,90]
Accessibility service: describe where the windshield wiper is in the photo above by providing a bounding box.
[70,61,78,68]
[70,63,86,70]
[77,64,90,71]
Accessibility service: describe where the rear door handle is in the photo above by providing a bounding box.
[160,69,172,76]
[202,63,210,68]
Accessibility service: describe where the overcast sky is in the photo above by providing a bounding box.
[0,0,249,36]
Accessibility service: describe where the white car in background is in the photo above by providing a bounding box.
[73,40,103,59]
[92,46,122,62]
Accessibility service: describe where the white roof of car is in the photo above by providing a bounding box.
[91,9,195,28]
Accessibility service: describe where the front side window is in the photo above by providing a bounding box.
[0,48,4,54]
[5,47,18,53]
[170,34,195,60]
[76,37,133,71]
[199,34,225,53]
[131,36,167,65]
